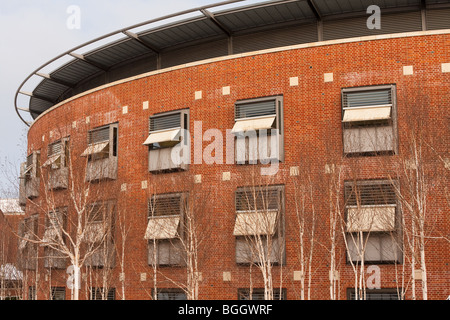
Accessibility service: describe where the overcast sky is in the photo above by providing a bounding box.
[0,0,260,197]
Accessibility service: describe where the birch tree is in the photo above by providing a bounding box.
[233,170,284,300]
[291,163,317,300]
[144,177,211,300]
[16,122,120,300]
[318,146,346,301]
[385,89,449,300]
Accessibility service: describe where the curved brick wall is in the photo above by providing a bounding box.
[24,32,450,300]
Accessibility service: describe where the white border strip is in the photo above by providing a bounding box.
[31,29,450,129]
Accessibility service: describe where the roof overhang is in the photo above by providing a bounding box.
[14,0,450,126]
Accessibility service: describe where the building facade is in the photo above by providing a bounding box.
[14,0,450,300]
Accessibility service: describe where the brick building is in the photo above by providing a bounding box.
[0,199,24,299]
[13,0,449,300]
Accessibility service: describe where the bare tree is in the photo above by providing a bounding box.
[324,161,345,301]
[291,163,317,300]
[15,120,121,300]
[115,204,130,300]
[0,124,27,199]
[144,176,211,300]
[385,89,449,300]
[233,170,284,300]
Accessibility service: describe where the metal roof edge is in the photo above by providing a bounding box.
[29,29,450,130]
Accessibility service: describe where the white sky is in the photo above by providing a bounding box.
[0,0,260,197]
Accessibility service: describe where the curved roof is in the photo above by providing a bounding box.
[15,0,450,126]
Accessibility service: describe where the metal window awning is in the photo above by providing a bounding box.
[143,128,181,145]
[346,206,396,232]
[42,154,61,167]
[343,106,391,122]
[233,211,278,236]
[21,166,33,177]
[81,142,109,157]
[231,115,276,134]
[144,216,180,240]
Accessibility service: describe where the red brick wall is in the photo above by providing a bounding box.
[23,33,450,300]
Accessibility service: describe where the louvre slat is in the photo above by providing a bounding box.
[235,188,280,211]
[91,288,115,300]
[238,288,286,300]
[88,126,110,144]
[345,183,396,206]
[235,100,276,120]
[51,287,66,300]
[26,154,33,168]
[48,140,62,157]
[157,291,187,300]
[343,89,392,108]
[149,195,182,217]
[150,113,181,132]
[349,290,399,300]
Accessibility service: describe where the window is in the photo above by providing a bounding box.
[43,138,70,190]
[342,85,397,156]
[25,153,39,180]
[43,208,67,269]
[144,109,189,172]
[81,124,118,181]
[238,288,286,300]
[155,289,186,300]
[347,288,400,300]
[344,180,402,263]
[83,201,116,268]
[90,288,115,300]
[233,186,284,264]
[28,286,36,300]
[18,215,38,270]
[51,287,66,300]
[43,138,70,169]
[145,193,186,266]
[20,151,40,199]
[232,96,284,164]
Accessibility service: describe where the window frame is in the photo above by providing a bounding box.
[44,137,70,170]
[43,207,68,269]
[233,185,285,265]
[84,201,116,242]
[24,151,40,181]
[90,287,115,300]
[18,214,39,270]
[28,286,36,300]
[146,109,189,150]
[83,200,116,268]
[233,96,284,163]
[50,287,66,300]
[347,288,401,300]
[341,84,398,156]
[237,288,286,300]
[83,123,118,162]
[145,109,190,173]
[344,180,403,264]
[146,193,187,267]
[154,288,187,300]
